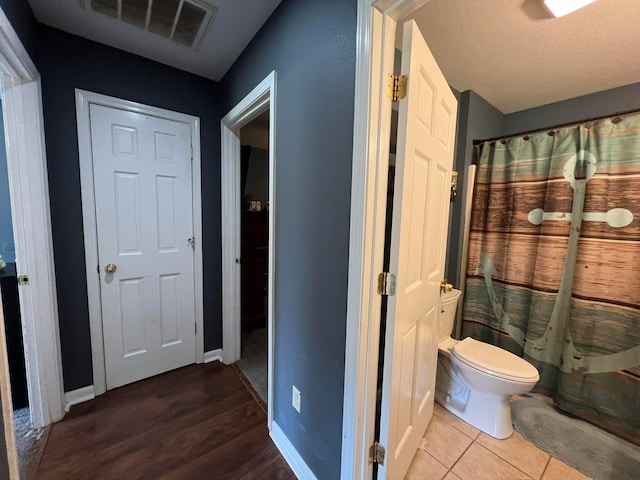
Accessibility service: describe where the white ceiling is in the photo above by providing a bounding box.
[27,0,640,113]
[407,0,640,113]
[27,0,281,81]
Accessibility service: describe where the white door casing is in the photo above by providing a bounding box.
[377,19,458,480]
[0,9,64,434]
[90,104,196,389]
[77,90,204,396]
[221,71,276,428]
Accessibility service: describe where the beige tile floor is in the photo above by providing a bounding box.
[405,402,592,480]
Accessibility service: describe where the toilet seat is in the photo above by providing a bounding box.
[452,337,539,383]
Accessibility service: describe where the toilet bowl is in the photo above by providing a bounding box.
[434,289,539,439]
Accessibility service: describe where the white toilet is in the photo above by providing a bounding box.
[434,289,539,439]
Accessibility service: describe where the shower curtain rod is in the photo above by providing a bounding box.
[472,107,640,146]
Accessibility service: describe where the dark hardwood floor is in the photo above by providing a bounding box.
[32,362,295,480]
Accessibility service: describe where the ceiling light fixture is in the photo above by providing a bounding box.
[543,0,598,17]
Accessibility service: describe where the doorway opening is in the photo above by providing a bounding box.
[343,4,459,479]
[221,71,276,428]
[236,110,270,402]
[0,10,65,478]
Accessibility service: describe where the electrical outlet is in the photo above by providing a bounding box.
[292,385,301,413]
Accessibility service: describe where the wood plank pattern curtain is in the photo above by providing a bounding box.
[462,114,640,445]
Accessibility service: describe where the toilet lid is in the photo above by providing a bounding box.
[452,337,540,382]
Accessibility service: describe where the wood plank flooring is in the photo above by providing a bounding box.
[33,362,295,480]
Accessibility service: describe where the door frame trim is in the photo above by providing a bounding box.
[220,71,276,428]
[76,90,204,396]
[0,9,65,436]
[341,1,431,479]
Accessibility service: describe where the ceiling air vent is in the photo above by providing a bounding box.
[87,0,216,49]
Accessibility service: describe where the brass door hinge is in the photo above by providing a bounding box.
[388,74,407,102]
[377,272,396,296]
[450,171,459,201]
[369,442,386,465]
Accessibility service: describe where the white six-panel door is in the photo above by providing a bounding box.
[90,104,196,390]
[377,20,458,480]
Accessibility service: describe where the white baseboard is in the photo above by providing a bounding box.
[203,348,223,364]
[65,351,222,412]
[64,385,95,412]
[270,421,318,480]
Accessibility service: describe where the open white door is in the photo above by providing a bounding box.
[377,20,458,480]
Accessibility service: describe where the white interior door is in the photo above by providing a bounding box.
[90,104,196,390]
[377,20,458,480]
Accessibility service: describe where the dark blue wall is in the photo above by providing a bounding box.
[1,2,223,392]
[447,90,505,287]
[221,0,356,478]
[504,82,640,134]
[0,0,39,55]
[34,26,223,391]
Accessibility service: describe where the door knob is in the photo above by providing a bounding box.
[440,281,452,293]
[104,263,117,274]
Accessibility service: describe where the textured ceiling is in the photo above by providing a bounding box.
[26,0,640,112]
[408,0,640,113]
[27,0,281,81]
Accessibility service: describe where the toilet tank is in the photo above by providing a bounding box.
[437,289,462,343]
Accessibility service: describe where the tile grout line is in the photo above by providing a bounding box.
[418,410,476,478]
[422,449,449,475]
[446,433,476,476]
[433,407,548,480]
[539,454,552,480]
[433,410,481,440]
[430,409,478,476]
[473,439,540,480]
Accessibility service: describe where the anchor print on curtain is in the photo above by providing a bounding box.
[462,114,640,445]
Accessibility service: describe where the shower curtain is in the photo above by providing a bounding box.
[461,114,640,445]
